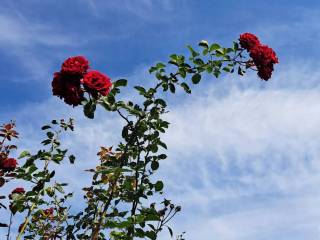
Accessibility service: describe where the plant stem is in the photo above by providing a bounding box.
[6,212,13,240]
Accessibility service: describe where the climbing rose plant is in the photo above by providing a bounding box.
[0,33,278,240]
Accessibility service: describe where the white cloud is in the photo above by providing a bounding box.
[0,10,78,81]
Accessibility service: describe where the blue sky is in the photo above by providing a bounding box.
[2,0,320,239]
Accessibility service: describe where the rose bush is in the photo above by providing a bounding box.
[0,33,278,240]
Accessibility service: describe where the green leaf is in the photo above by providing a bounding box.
[155,181,164,191]
[122,126,129,140]
[210,43,221,51]
[46,132,54,139]
[83,100,96,119]
[191,73,201,84]
[145,231,156,240]
[186,45,199,57]
[238,66,244,76]
[49,170,55,178]
[233,41,239,51]
[154,99,167,107]
[169,83,175,93]
[134,86,146,95]
[55,184,65,194]
[41,125,51,130]
[151,161,159,171]
[167,226,173,237]
[158,154,167,160]
[18,150,31,159]
[180,82,191,94]
[199,40,209,48]
[156,62,166,69]
[113,79,128,87]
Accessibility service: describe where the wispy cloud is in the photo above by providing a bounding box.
[85,0,177,21]
[2,1,320,239]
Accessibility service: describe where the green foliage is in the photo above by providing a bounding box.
[1,37,256,240]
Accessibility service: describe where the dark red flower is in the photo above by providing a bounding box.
[44,208,54,215]
[82,70,112,97]
[250,45,279,80]
[0,158,17,172]
[239,33,261,51]
[9,187,25,199]
[61,56,89,75]
[12,187,25,194]
[52,72,84,106]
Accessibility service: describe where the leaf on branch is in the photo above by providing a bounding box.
[18,150,31,159]
[199,40,209,48]
[155,181,164,192]
[113,79,128,87]
[191,73,201,84]
[83,100,96,119]
[180,82,191,94]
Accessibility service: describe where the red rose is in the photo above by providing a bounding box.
[12,187,25,194]
[61,56,89,75]
[44,207,54,215]
[250,45,279,80]
[83,70,112,97]
[1,158,17,171]
[239,33,260,51]
[9,187,25,199]
[52,72,84,106]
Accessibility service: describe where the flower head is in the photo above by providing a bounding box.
[52,72,84,106]
[239,33,261,51]
[61,56,89,75]
[83,70,112,97]
[250,45,279,80]
[1,158,17,172]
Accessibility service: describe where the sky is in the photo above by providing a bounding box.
[1,0,320,239]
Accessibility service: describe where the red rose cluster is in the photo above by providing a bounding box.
[0,157,17,172]
[52,56,112,106]
[239,33,279,80]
